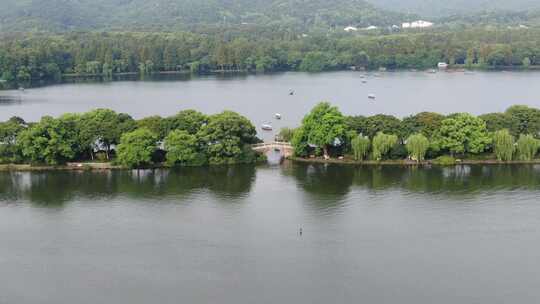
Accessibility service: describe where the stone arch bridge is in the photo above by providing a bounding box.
[251,142,294,158]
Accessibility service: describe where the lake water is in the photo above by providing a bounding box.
[2,163,540,303]
[1,71,540,141]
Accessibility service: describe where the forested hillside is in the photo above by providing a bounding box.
[2,27,540,88]
[0,0,408,32]
[369,0,540,18]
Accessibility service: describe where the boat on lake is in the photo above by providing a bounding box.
[275,113,282,120]
[261,124,273,131]
[368,94,376,99]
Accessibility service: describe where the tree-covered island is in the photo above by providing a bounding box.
[2,103,540,169]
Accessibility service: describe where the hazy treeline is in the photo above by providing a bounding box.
[2,28,540,87]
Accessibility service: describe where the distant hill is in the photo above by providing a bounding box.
[0,0,409,32]
[367,0,540,18]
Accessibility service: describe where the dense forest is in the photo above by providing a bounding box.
[2,27,540,87]
[0,0,408,32]
[2,103,540,168]
[370,0,540,18]
[2,0,540,33]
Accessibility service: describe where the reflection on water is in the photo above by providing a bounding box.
[0,93,22,105]
[0,165,257,206]
[2,163,540,304]
[2,164,540,206]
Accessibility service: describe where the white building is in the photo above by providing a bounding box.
[402,20,434,29]
[344,26,358,32]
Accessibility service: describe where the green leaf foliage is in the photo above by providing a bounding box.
[372,132,398,161]
[492,129,515,161]
[433,113,492,155]
[80,109,136,159]
[505,105,540,138]
[165,110,208,135]
[197,111,259,165]
[18,115,82,165]
[0,117,26,163]
[516,134,540,161]
[116,128,158,168]
[296,102,347,156]
[351,135,371,161]
[402,112,444,138]
[164,130,205,166]
[406,133,430,161]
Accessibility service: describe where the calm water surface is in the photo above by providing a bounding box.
[2,164,540,303]
[1,71,540,141]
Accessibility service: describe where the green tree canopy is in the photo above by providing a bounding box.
[492,129,515,161]
[198,111,259,164]
[406,133,430,161]
[137,115,168,140]
[166,109,208,135]
[372,132,398,161]
[0,117,27,163]
[433,113,491,155]
[296,102,347,157]
[479,112,510,132]
[505,105,540,138]
[18,114,82,165]
[351,135,370,161]
[80,109,136,159]
[164,130,205,166]
[516,134,540,161]
[354,114,402,139]
[116,128,158,168]
[402,112,444,138]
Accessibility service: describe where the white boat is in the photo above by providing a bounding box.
[261,124,273,131]
[438,62,448,69]
[368,94,376,99]
[289,89,295,95]
[275,113,282,120]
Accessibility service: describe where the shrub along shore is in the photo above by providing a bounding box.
[2,103,540,170]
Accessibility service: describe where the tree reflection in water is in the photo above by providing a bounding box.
[1,164,540,207]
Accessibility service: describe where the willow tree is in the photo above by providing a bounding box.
[516,134,540,161]
[406,133,430,162]
[492,129,515,161]
[351,135,370,161]
[372,132,397,161]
